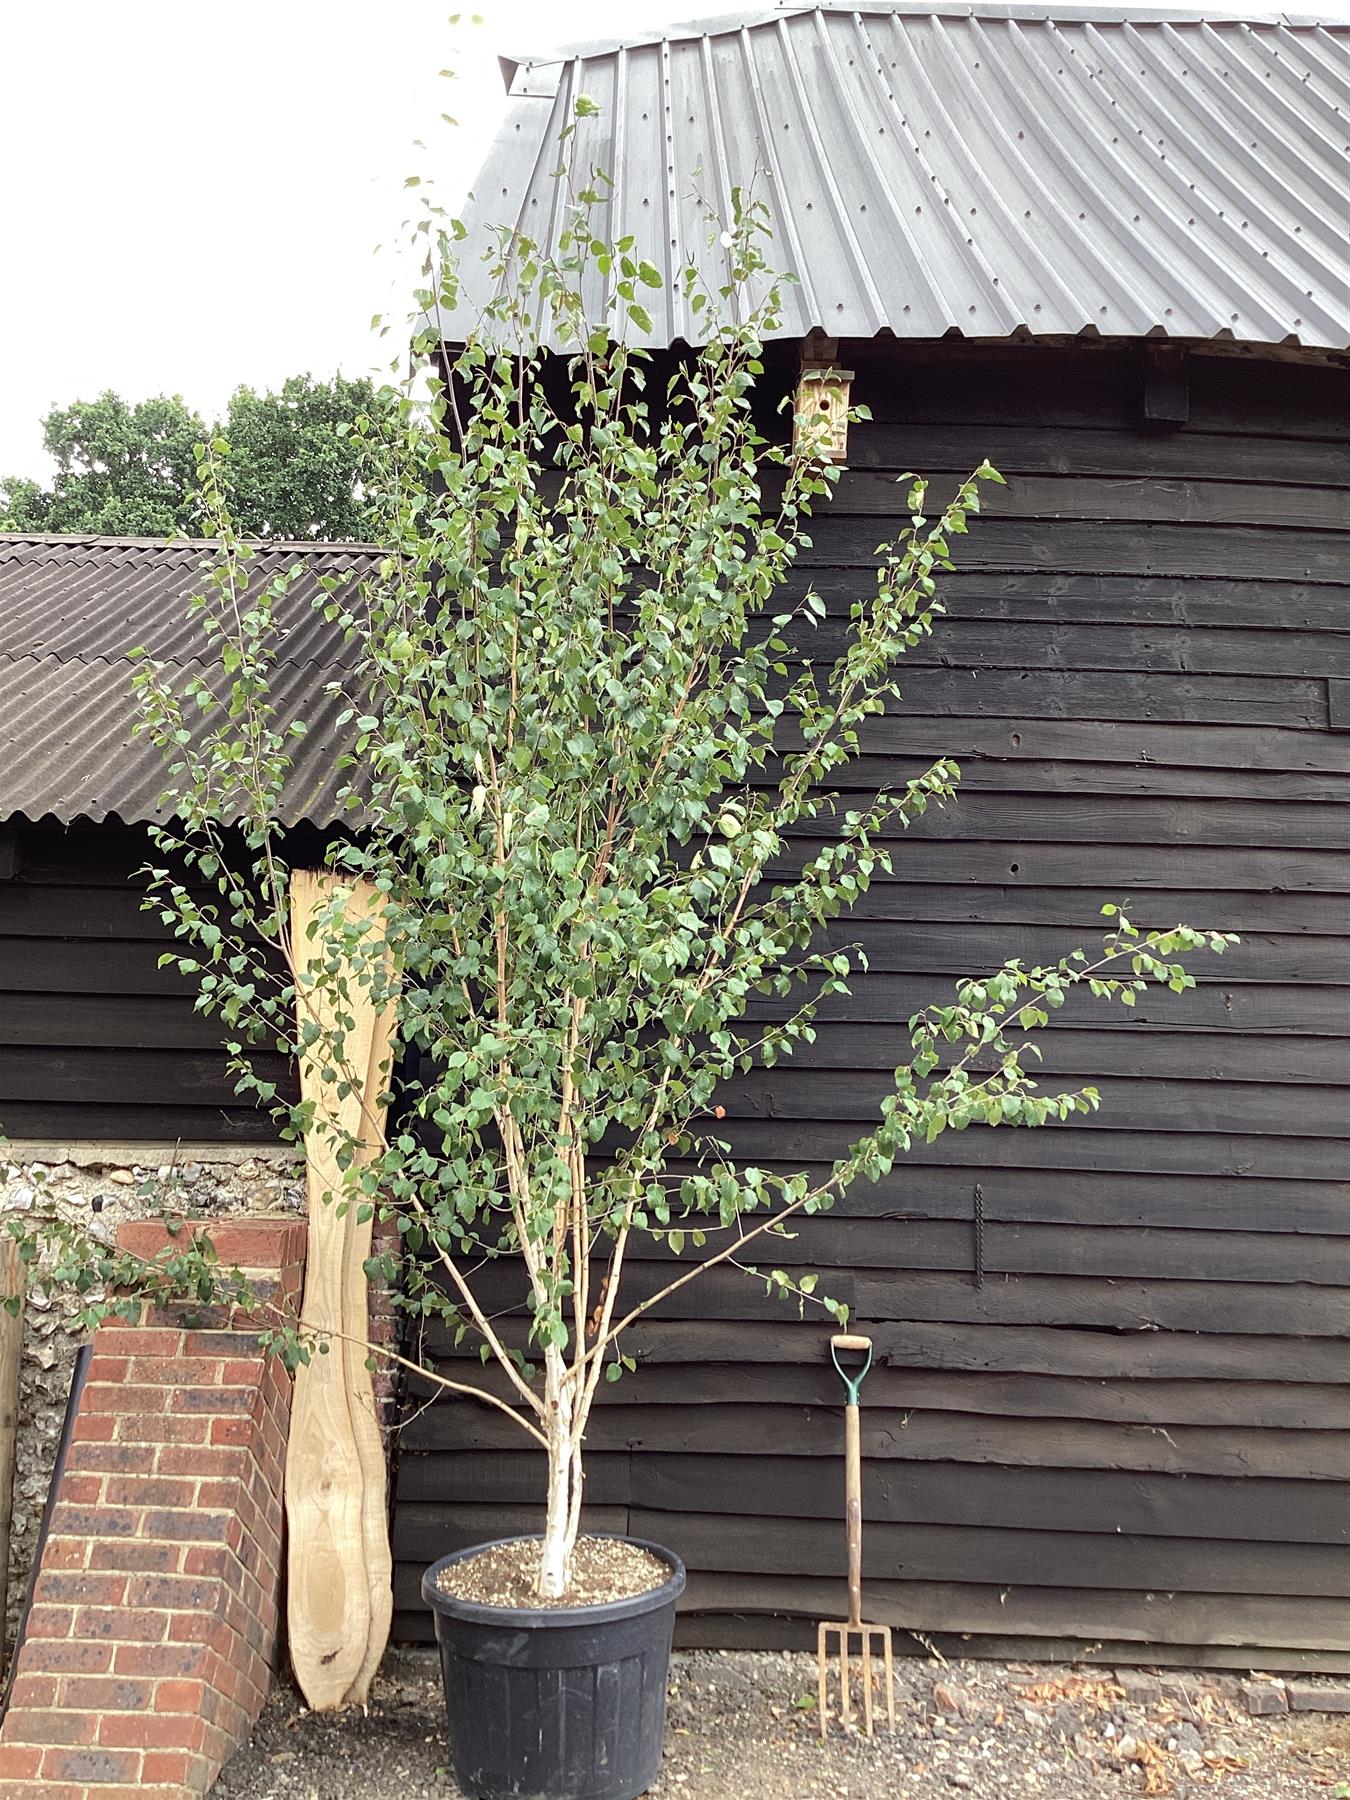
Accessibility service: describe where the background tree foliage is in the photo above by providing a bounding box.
[0,374,378,540]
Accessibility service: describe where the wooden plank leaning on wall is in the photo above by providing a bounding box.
[286,870,400,1711]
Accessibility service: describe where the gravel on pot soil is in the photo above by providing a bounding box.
[214,1649,1350,1800]
[432,1534,670,1608]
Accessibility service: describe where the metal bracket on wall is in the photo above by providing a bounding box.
[1329,681,1350,732]
[1142,343,1189,431]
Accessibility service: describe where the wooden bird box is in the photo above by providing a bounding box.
[793,363,854,464]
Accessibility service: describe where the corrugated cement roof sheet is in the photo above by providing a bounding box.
[432,2,1350,351]
[0,535,380,828]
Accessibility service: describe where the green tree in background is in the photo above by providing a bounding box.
[0,374,378,540]
[1,393,204,536]
[221,374,379,541]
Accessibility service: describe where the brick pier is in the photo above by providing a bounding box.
[0,1218,305,1800]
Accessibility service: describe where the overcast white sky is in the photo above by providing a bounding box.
[0,1,679,479]
[3,1,1346,481]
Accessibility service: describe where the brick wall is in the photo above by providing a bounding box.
[0,1218,306,1800]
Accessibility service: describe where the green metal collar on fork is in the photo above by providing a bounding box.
[830,1337,873,1406]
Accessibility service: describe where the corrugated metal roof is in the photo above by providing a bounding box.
[433,2,1350,351]
[0,535,379,827]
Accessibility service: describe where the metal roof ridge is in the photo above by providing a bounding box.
[0,649,354,674]
[0,532,384,555]
[498,2,1347,87]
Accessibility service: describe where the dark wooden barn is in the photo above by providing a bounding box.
[2,4,1348,1671]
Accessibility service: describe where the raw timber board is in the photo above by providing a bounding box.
[410,1362,1348,1429]
[285,870,391,1711]
[388,1564,1350,1656]
[398,1452,1350,1544]
[425,1318,1349,1380]
[394,1503,1346,1596]
[400,1401,1348,1480]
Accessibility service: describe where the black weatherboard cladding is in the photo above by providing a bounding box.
[392,341,1350,1663]
[0,339,1347,1663]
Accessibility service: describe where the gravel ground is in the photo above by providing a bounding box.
[215,1649,1349,1800]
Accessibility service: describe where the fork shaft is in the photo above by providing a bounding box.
[844,1400,862,1630]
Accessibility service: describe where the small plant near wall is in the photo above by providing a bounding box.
[129,150,1234,1800]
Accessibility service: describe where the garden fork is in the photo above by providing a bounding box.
[816,1333,895,1738]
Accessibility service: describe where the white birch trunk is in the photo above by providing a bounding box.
[537,1353,576,1599]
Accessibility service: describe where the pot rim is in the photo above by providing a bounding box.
[421,1531,687,1629]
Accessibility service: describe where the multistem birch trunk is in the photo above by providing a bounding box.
[539,1350,579,1599]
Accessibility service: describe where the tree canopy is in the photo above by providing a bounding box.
[0,374,379,540]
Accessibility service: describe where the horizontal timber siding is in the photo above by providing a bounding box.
[0,824,309,1142]
[394,343,1350,1665]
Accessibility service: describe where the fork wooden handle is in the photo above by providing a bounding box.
[844,1400,863,1630]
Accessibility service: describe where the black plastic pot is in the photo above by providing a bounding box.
[422,1534,686,1800]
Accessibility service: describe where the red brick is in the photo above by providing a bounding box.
[6,1675,58,1707]
[68,1411,117,1443]
[119,1411,208,1444]
[56,1674,154,1711]
[51,1474,104,1507]
[154,1677,208,1715]
[83,1355,131,1384]
[182,1544,233,1581]
[8,1708,97,1745]
[144,1507,232,1544]
[32,1572,127,1609]
[199,1219,305,1267]
[158,1443,245,1479]
[104,1474,195,1509]
[15,1639,113,1676]
[0,1231,303,1799]
[220,1358,265,1385]
[40,1745,142,1783]
[126,1574,220,1611]
[139,1749,197,1784]
[196,1478,245,1511]
[171,1386,256,1416]
[115,1219,197,1259]
[165,1611,237,1654]
[99,1709,206,1751]
[88,1539,181,1575]
[25,1605,74,1639]
[115,1216,300,1269]
[65,1441,157,1476]
[39,1538,88,1571]
[208,1416,251,1447]
[92,1325,183,1355]
[111,1642,211,1680]
[126,1356,224,1387]
[91,1789,188,1800]
[0,1743,43,1778]
[181,1328,256,1356]
[82,1381,168,1414]
[72,1607,169,1643]
[49,1504,138,1540]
